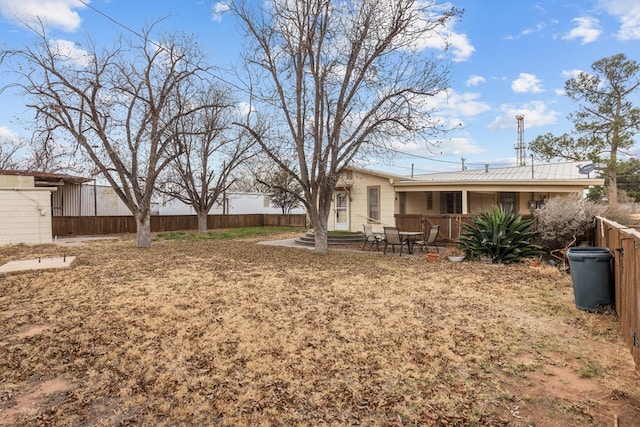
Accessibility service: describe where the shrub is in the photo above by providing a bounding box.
[458,207,543,264]
[601,190,634,225]
[533,194,599,251]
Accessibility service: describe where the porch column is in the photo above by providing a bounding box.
[462,190,468,214]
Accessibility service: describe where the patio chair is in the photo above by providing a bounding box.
[362,224,384,251]
[413,225,441,253]
[382,226,409,255]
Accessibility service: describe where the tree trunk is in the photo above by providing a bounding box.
[197,212,208,233]
[311,198,333,254]
[609,171,619,207]
[135,212,152,248]
[313,216,329,254]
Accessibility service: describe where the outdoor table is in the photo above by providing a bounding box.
[399,231,423,254]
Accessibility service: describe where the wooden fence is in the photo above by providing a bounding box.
[395,214,473,243]
[52,214,307,237]
[594,216,640,370]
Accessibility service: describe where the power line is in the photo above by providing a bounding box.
[77,0,146,42]
[76,0,248,94]
[386,146,515,168]
[75,1,523,171]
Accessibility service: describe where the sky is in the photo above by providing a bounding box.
[0,0,639,176]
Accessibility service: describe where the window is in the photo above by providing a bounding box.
[442,192,462,214]
[499,192,517,212]
[367,186,380,222]
[426,191,433,211]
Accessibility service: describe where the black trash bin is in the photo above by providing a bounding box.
[566,247,614,312]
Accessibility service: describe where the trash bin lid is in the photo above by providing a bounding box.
[567,246,612,261]
[567,247,611,254]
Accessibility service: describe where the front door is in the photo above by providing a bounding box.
[335,191,349,231]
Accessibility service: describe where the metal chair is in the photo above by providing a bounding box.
[382,226,409,255]
[413,225,441,253]
[362,224,384,251]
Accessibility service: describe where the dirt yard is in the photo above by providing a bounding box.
[1,231,639,426]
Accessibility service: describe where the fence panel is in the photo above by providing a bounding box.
[394,214,472,243]
[52,214,307,236]
[263,214,307,227]
[594,217,640,371]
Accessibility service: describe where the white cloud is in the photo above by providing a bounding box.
[211,2,230,22]
[488,101,560,130]
[598,0,640,40]
[413,90,491,140]
[0,126,20,141]
[0,0,86,32]
[444,31,475,62]
[236,101,254,116]
[562,69,584,79]
[389,136,484,158]
[411,7,475,62]
[562,16,601,44]
[49,38,91,66]
[420,90,491,132]
[521,22,546,36]
[437,136,485,156]
[511,73,543,94]
[466,75,486,87]
[439,91,491,117]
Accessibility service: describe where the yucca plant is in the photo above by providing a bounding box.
[458,207,543,264]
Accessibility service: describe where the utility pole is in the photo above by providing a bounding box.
[515,115,526,166]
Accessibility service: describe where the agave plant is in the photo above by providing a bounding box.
[458,207,543,264]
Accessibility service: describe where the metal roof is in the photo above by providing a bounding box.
[406,161,600,182]
[0,170,91,185]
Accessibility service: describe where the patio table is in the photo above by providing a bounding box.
[399,231,423,254]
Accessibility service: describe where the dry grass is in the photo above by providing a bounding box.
[1,231,639,426]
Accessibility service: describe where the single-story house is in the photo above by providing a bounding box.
[329,161,605,240]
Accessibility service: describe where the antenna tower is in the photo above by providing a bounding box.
[515,114,526,166]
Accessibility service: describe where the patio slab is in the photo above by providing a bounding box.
[0,256,76,274]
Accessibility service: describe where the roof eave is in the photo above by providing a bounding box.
[394,179,605,187]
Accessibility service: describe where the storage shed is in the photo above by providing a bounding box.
[0,170,95,245]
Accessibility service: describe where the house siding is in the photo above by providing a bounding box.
[0,189,53,245]
[333,169,396,232]
[339,165,602,226]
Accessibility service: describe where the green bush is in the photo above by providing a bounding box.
[458,207,543,264]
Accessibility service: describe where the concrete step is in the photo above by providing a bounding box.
[295,231,365,246]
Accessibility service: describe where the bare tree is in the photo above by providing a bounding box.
[2,24,219,247]
[0,132,26,170]
[25,129,84,173]
[159,85,256,232]
[229,0,458,253]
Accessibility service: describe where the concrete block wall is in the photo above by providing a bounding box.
[0,189,53,245]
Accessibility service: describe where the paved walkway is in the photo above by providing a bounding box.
[52,236,118,247]
[257,238,314,250]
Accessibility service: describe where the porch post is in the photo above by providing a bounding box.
[461,190,468,214]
